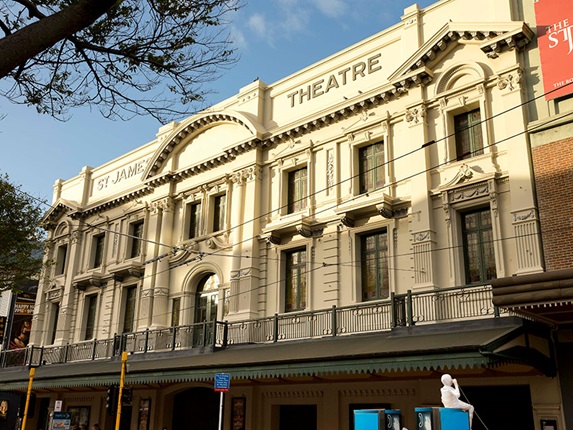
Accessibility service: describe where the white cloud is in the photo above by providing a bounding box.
[312,0,347,18]
[248,13,268,38]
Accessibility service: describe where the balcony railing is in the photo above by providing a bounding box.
[0,284,504,369]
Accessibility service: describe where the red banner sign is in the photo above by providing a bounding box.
[535,0,573,100]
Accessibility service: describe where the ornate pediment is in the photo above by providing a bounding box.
[388,22,533,82]
[42,199,81,226]
[438,164,497,190]
[143,110,267,181]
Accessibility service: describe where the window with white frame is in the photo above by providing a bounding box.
[92,233,105,268]
[129,220,144,258]
[122,286,137,333]
[187,201,202,239]
[84,294,98,340]
[287,167,308,214]
[360,229,389,301]
[454,108,484,161]
[171,298,181,327]
[359,141,385,194]
[55,244,68,275]
[284,247,307,312]
[212,194,226,232]
[49,302,60,344]
[461,207,496,284]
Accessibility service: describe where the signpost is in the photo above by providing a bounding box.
[214,373,230,430]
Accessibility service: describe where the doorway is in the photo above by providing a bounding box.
[173,387,219,430]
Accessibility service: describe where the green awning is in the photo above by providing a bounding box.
[0,317,548,391]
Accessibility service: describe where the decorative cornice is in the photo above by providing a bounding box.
[480,23,533,59]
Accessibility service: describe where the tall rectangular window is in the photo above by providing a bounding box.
[287,167,308,213]
[130,221,144,258]
[171,298,181,327]
[455,109,483,160]
[213,195,226,232]
[462,208,496,284]
[285,248,307,312]
[93,234,105,268]
[359,142,385,194]
[361,230,389,301]
[55,244,68,275]
[50,303,60,344]
[84,295,98,340]
[188,202,202,239]
[122,286,137,333]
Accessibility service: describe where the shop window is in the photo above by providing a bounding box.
[462,207,496,284]
[455,108,483,160]
[361,230,389,301]
[92,234,105,268]
[129,221,144,258]
[285,248,307,312]
[55,244,68,275]
[287,167,308,213]
[122,286,137,333]
[212,194,226,232]
[84,295,98,340]
[359,141,385,194]
[187,202,202,239]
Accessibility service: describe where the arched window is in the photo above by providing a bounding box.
[194,273,219,323]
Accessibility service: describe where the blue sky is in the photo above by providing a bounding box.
[0,0,435,203]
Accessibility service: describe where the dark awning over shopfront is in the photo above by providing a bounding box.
[492,269,573,325]
[0,316,553,391]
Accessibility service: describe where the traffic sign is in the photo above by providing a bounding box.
[214,373,230,392]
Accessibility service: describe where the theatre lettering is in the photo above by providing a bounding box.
[287,53,382,108]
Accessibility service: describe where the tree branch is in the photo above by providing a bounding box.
[0,0,118,78]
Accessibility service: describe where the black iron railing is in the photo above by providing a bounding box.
[0,284,504,369]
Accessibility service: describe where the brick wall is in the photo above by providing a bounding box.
[532,136,573,271]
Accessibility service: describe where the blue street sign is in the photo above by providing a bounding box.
[214,373,231,392]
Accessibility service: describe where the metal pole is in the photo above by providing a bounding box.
[115,351,128,430]
[217,391,224,430]
[21,367,35,430]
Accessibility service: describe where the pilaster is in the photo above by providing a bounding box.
[406,97,437,289]
[151,197,175,328]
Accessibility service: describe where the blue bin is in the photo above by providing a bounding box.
[354,409,383,430]
[440,408,470,430]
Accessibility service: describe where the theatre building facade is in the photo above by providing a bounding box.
[1,0,571,429]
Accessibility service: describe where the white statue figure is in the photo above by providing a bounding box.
[440,374,474,428]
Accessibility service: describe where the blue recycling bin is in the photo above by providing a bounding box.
[354,409,402,430]
[354,409,382,430]
[440,408,470,430]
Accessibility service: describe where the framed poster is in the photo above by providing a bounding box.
[67,406,90,429]
[231,397,245,430]
[138,399,151,430]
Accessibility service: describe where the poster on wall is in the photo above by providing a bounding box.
[9,294,35,350]
[535,0,573,100]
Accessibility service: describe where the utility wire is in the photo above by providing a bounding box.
[7,83,573,336]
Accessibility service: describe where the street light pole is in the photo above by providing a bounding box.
[115,351,128,430]
[21,366,35,430]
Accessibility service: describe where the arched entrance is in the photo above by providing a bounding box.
[173,387,219,430]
